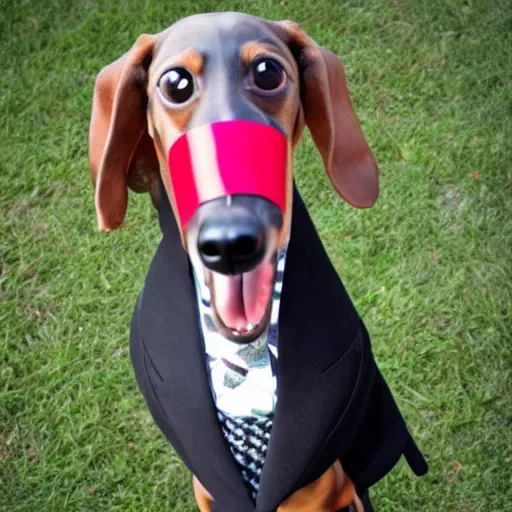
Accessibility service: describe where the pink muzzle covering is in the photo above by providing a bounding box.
[167,120,289,232]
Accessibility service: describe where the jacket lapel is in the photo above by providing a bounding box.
[256,189,367,511]
[137,200,255,511]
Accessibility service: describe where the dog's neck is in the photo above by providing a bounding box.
[192,248,287,417]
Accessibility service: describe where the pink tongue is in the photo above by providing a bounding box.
[243,262,274,326]
[214,274,247,329]
[213,263,274,331]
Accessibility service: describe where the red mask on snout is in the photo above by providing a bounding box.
[167,120,289,233]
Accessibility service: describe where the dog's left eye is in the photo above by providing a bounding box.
[251,59,286,92]
[158,68,195,104]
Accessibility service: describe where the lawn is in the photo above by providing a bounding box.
[1,0,511,510]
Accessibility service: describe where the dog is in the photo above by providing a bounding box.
[89,12,427,512]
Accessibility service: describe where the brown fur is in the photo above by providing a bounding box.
[193,461,364,512]
[240,41,274,64]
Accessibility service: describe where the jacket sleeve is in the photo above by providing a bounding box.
[341,367,428,492]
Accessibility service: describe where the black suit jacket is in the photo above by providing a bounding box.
[130,186,427,512]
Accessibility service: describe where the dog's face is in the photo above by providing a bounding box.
[89,13,378,342]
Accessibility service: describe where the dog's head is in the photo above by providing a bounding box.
[89,12,378,342]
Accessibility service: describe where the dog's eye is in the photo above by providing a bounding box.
[158,68,195,104]
[252,59,286,91]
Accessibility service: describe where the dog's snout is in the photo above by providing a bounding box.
[198,211,266,275]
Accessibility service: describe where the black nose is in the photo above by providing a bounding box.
[197,212,266,275]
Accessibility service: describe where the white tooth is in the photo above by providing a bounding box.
[270,304,279,324]
[246,323,254,331]
[232,330,240,337]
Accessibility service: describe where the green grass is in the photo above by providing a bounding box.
[1,0,511,510]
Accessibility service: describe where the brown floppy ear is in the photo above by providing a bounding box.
[89,34,159,231]
[272,21,378,207]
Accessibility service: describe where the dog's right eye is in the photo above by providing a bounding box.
[251,58,286,92]
[158,68,195,105]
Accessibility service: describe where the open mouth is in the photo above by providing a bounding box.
[184,195,285,343]
[207,260,276,342]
